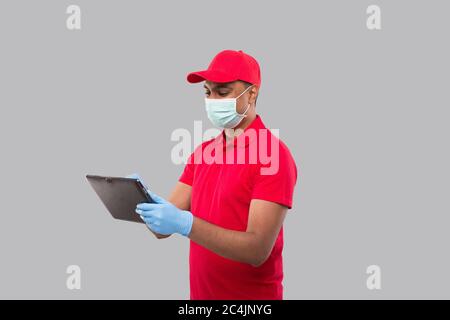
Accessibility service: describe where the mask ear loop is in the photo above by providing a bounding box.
[235,84,254,99]
[235,84,254,117]
[237,103,251,117]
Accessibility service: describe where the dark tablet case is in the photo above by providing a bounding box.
[86,175,154,224]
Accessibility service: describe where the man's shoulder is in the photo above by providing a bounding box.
[256,127,295,162]
[252,126,297,178]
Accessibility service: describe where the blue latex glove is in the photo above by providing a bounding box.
[135,193,193,237]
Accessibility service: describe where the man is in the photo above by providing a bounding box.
[133,50,298,300]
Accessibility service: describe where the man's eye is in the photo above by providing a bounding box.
[219,91,229,96]
[205,92,211,96]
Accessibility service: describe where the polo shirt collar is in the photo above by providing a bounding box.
[212,114,267,149]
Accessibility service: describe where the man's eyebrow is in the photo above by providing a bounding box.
[204,83,232,90]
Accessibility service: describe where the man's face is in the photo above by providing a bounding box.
[204,80,256,115]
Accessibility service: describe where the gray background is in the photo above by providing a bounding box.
[0,0,449,299]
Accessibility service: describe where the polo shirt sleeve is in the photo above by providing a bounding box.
[178,152,195,186]
[178,139,216,187]
[251,145,298,209]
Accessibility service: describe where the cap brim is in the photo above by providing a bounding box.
[187,70,237,84]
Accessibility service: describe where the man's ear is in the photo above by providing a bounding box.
[250,85,259,105]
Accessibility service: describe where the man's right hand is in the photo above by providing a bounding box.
[126,173,172,240]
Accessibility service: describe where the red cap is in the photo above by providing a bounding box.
[187,50,261,86]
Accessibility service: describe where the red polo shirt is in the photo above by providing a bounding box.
[179,115,298,300]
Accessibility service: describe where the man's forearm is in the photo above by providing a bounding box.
[187,216,267,267]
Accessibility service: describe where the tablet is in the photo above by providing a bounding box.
[86,174,154,224]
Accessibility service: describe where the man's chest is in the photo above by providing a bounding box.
[189,163,259,227]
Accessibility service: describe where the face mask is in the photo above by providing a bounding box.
[205,85,253,129]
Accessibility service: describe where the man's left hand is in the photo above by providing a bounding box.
[135,192,193,237]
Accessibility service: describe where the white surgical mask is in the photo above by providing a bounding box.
[205,85,253,129]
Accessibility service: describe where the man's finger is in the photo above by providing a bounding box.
[135,208,158,218]
[136,202,162,211]
[142,216,156,224]
[145,220,162,233]
[148,191,167,204]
